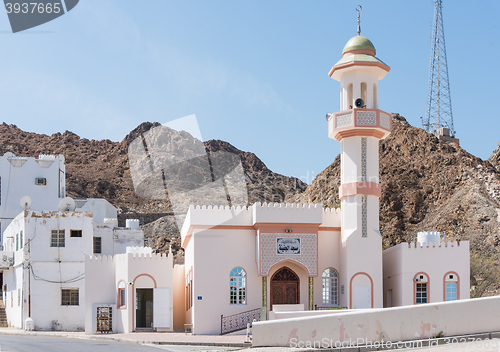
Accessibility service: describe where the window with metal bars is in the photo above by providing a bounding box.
[416,283,427,304]
[70,230,82,237]
[61,289,79,306]
[93,237,101,254]
[51,230,65,247]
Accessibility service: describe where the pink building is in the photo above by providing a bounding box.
[83,30,469,336]
[178,32,469,335]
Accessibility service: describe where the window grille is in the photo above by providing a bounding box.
[93,237,101,254]
[96,306,112,333]
[61,289,79,306]
[35,177,46,185]
[70,230,82,238]
[416,283,427,304]
[51,230,65,247]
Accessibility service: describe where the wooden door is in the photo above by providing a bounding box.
[270,267,300,308]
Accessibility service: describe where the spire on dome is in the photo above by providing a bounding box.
[356,5,362,36]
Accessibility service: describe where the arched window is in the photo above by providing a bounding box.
[444,272,459,301]
[373,83,378,109]
[322,268,338,305]
[230,267,246,305]
[414,272,430,304]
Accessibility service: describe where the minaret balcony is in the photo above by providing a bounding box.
[328,108,391,142]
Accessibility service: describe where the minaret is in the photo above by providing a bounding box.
[327,10,391,309]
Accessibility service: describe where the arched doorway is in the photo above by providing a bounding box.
[270,266,300,307]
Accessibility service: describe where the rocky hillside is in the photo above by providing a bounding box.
[0,122,306,261]
[3,117,500,265]
[489,142,500,171]
[290,114,500,255]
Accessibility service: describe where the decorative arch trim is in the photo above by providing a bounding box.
[132,273,158,331]
[443,271,460,301]
[268,259,312,277]
[349,272,374,309]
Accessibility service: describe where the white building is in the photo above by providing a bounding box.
[84,247,179,334]
[0,153,66,241]
[1,199,143,331]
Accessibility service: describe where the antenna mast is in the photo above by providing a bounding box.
[423,0,456,140]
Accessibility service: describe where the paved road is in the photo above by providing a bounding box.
[0,335,236,352]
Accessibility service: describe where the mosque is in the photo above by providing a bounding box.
[0,26,470,336]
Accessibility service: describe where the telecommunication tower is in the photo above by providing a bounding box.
[423,0,458,144]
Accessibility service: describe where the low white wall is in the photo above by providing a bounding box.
[269,309,349,321]
[252,296,500,347]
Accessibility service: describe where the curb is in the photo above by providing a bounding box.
[0,330,251,348]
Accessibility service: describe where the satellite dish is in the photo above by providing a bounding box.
[58,197,76,212]
[326,112,332,121]
[354,98,364,108]
[20,196,32,210]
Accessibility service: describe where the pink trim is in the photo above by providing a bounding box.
[184,223,319,249]
[343,49,376,56]
[117,280,127,309]
[349,272,374,309]
[268,259,315,277]
[329,61,390,77]
[413,272,430,305]
[329,109,391,142]
[181,232,192,249]
[335,129,385,141]
[318,227,341,231]
[339,182,381,199]
[443,271,460,301]
[131,274,157,332]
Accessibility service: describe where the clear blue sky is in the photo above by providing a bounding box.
[0,1,498,183]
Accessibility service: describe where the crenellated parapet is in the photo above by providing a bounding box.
[320,207,342,228]
[253,202,323,225]
[383,240,469,254]
[87,255,114,262]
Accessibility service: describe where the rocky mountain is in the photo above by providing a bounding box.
[3,116,500,266]
[489,142,500,171]
[290,114,500,256]
[0,122,306,261]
